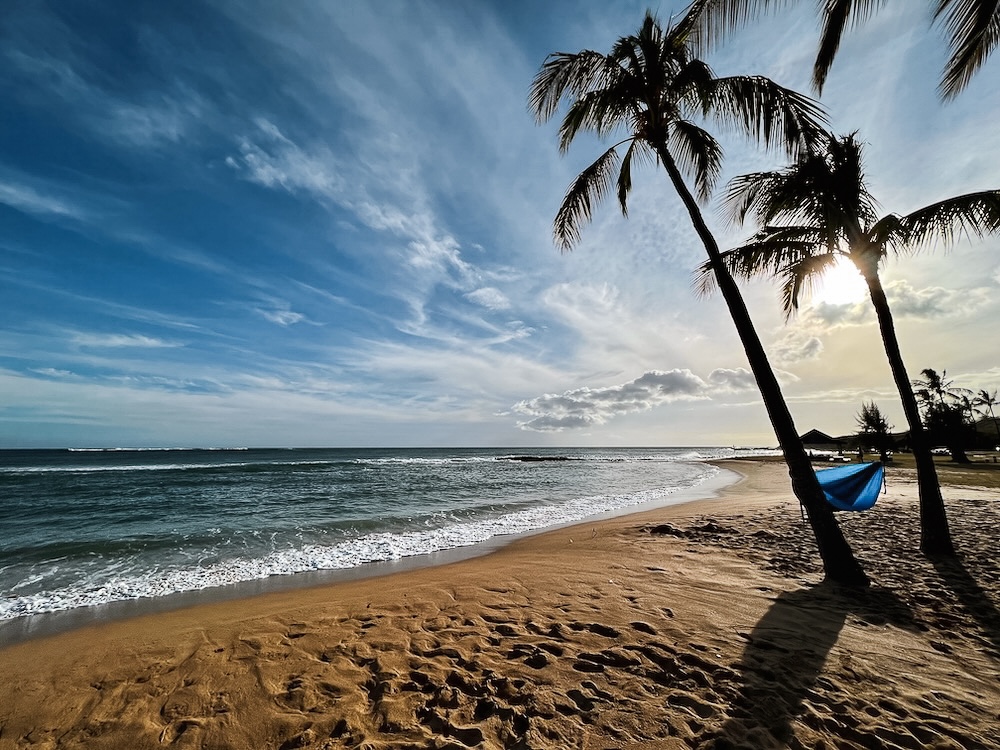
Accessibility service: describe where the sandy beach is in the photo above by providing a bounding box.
[1,458,998,749]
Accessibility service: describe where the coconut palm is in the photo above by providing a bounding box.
[701,132,1000,554]
[692,0,1000,98]
[974,389,1000,446]
[530,6,869,585]
[914,368,976,462]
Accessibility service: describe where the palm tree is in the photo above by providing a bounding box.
[702,132,1000,554]
[530,6,869,586]
[974,389,1000,446]
[692,0,1000,98]
[914,368,975,462]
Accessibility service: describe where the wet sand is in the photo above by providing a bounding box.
[1,459,998,749]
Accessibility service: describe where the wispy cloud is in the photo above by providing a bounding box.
[0,179,90,220]
[227,119,344,198]
[465,287,512,311]
[256,306,305,326]
[70,333,179,349]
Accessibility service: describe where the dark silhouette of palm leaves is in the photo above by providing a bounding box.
[700,132,1000,315]
[936,0,1000,98]
[692,0,999,98]
[528,8,826,252]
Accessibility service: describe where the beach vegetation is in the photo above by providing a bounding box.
[913,368,979,463]
[701,132,1000,554]
[974,389,1000,447]
[529,3,869,586]
[690,0,1000,99]
[855,401,894,462]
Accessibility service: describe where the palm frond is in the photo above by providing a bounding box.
[686,0,789,54]
[672,58,716,116]
[813,0,887,92]
[778,252,840,315]
[706,75,828,156]
[557,83,636,152]
[668,120,723,201]
[553,144,625,252]
[720,170,781,225]
[529,50,614,123]
[722,159,836,230]
[867,213,907,255]
[935,0,1000,99]
[617,139,655,215]
[898,190,1000,250]
[696,229,826,296]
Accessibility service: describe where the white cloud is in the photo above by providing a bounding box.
[707,368,757,391]
[71,333,178,349]
[465,287,511,310]
[771,331,825,364]
[512,369,709,432]
[0,180,88,220]
[257,308,305,326]
[803,300,872,328]
[228,119,344,199]
[884,279,990,319]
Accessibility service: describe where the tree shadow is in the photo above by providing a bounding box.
[929,552,1000,661]
[712,581,916,747]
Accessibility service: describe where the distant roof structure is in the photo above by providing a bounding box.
[800,429,844,447]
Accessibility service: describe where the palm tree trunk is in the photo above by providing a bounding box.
[654,144,869,587]
[858,263,955,555]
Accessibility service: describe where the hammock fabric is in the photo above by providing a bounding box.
[815,461,885,511]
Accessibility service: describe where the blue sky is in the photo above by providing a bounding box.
[2,0,998,448]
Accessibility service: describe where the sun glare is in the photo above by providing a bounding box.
[814,256,867,305]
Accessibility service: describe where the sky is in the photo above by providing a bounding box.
[1,0,998,449]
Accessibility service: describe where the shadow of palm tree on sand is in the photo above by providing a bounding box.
[711,582,916,748]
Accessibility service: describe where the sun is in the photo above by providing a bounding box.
[813,256,867,305]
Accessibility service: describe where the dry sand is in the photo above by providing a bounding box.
[1,459,998,749]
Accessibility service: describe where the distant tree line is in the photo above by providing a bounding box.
[855,370,1000,464]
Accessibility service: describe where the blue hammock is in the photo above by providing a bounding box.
[815,461,885,511]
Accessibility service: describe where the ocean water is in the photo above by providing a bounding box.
[0,446,771,626]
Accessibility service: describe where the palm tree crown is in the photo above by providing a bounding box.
[701,132,1000,316]
[529,5,826,251]
[692,0,1000,99]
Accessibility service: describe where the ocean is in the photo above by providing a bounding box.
[0,446,771,639]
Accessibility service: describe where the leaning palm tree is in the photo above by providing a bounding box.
[530,6,869,585]
[692,0,1000,98]
[701,131,1000,554]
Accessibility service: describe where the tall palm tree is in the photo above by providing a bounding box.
[701,132,1000,554]
[692,0,1000,98]
[530,6,869,586]
[974,389,1000,446]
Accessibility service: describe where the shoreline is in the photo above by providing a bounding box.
[2,459,998,748]
[0,462,742,649]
